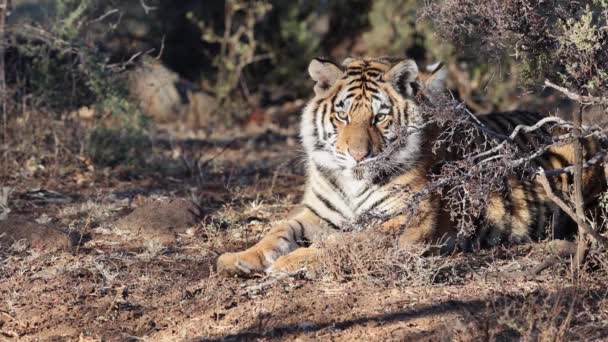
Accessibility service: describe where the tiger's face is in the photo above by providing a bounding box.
[301,57,446,177]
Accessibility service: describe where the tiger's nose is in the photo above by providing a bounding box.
[349,148,370,162]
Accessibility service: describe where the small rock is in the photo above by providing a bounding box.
[0,219,75,251]
[114,198,201,244]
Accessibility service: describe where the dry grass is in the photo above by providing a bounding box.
[318,231,459,287]
[488,284,608,341]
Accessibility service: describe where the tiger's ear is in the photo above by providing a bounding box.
[424,62,447,94]
[383,59,419,97]
[308,58,343,96]
[341,57,356,66]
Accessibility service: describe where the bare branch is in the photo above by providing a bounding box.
[545,80,608,106]
[471,116,572,161]
[509,144,553,167]
[155,35,165,60]
[139,0,157,15]
[242,276,281,295]
[107,48,155,69]
[540,151,607,177]
[536,168,608,249]
[0,0,7,152]
[89,8,120,24]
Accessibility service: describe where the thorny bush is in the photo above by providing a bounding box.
[346,91,605,243]
[422,0,608,96]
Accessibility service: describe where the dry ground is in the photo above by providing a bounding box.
[1,124,607,341]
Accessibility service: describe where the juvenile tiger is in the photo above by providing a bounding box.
[217,57,605,276]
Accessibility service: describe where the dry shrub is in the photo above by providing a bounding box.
[422,0,608,94]
[586,246,608,275]
[478,252,608,340]
[486,286,608,341]
[422,95,516,237]
[350,93,523,239]
[1,109,86,180]
[317,231,453,287]
[1,0,154,181]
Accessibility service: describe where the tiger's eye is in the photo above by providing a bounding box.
[335,111,349,122]
[375,114,388,124]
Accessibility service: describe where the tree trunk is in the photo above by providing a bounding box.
[0,0,7,147]
[572,106,587,274]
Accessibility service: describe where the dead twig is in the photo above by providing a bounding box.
[197,138,239,170]
[241,272,294,296]
[139,0,157,15]
[488,240,579,279]
[0,311,24,328]
[545,80,608,106]
[107,48,155,70]
[471,116,572,161]
[536,169,608,249]
[89,8,120,24]
[104,286,126,318]
[0,329,18,338]
[156,35,166,60]
[525,240,578,278]
[540,150,607,177]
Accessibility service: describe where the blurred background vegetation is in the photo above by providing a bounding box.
[1,0,606,181]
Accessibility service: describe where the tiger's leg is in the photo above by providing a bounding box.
[217,207,328,276]
[267,245,321,274]
[380,196,455,252]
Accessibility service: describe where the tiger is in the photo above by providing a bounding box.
[217,56,606,276]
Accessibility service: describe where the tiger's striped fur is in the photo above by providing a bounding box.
[217,57,606,276]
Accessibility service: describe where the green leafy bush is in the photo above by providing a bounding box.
[5,0,150,169]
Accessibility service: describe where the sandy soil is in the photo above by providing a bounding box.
[1,126,607,341]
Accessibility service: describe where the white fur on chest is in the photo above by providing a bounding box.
[304,165,395,226]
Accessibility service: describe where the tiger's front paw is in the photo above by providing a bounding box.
[217,250,266,277]
[266,247,319,275]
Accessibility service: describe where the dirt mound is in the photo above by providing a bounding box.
[0,219,75,250]
[114,198,201,243]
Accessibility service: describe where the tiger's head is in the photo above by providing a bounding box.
[301,57,447,178]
